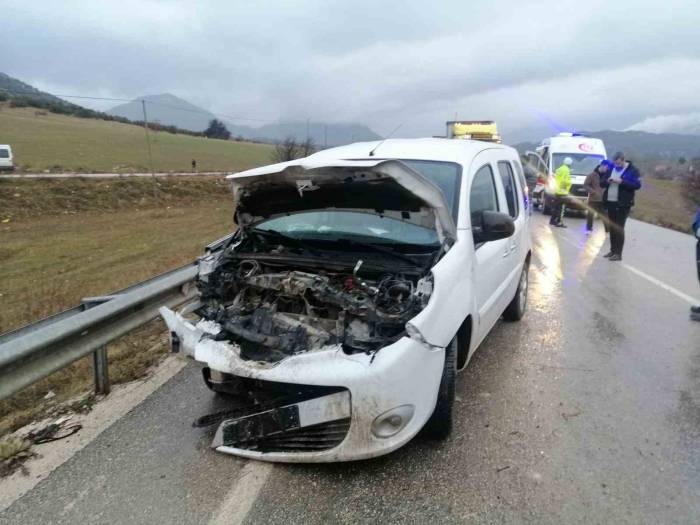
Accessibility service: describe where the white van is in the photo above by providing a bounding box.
[526,133,607,214]
[0,145,13,171]
[161,138,532,462]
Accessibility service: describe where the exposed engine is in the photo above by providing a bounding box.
[194,252,433,362]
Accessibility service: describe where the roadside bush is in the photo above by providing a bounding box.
[681,162,700,208]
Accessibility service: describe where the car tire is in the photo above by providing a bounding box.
[424,337,457,440]
[503,261,529,322]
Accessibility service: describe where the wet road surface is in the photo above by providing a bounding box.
[2,214,698,524]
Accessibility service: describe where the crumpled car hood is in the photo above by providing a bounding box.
[227,159,456,241]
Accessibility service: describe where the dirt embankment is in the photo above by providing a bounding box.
[0,175,232,220]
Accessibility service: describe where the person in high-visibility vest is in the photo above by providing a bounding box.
[549,157,573,227]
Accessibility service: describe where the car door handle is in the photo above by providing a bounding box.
[510,242,518,253]
[502,247,510,258]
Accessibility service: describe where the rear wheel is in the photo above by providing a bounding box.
[424,337,457,439]
[503,261,529,321]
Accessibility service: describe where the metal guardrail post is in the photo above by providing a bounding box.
[93,346,110,395]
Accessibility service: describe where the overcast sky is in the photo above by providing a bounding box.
[3,0,700,141]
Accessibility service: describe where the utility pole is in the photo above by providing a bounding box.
[141,100,158,199]
[306,118,310,142]
[324,124,327,148]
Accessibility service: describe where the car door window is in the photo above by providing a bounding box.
[497,161,519,219]
[512,161,529,210]
[469,164,499,240]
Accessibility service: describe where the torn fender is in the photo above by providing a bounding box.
[406,234,475,348]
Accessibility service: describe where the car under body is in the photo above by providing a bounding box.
[160,157,463,462]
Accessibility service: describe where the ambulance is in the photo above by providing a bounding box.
[526,133,607,214]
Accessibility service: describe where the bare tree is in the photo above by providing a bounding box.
[300,137,316,157]
[271,137,301,163]
[681,159,700,209]
[270,136,316,163]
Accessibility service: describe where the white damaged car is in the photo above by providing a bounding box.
[161,138,531,462]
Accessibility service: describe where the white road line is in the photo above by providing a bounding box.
[550,230,700,306]
[209,460,274,525]
[621,263,700,306]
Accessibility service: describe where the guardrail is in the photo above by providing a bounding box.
[0,263,199,400]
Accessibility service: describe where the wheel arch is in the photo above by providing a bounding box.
[456,315,473,371]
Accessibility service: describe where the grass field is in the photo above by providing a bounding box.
[0,105,274,173]
[0,177,233,437]
[631,177,694,233]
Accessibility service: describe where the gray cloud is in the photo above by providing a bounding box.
[3,0,700,141]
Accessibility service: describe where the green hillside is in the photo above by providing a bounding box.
[0,105,274,173]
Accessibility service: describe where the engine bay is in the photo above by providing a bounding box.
[194,240,435,362]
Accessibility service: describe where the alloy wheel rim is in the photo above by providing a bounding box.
[520,268,528,310]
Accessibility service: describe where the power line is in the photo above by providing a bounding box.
[0,87,278,124]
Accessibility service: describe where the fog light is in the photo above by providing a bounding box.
[371,405,415,438]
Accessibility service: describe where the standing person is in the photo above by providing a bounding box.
[600,151,642,261]
[191,158,197,173]
[584,159,613,232]
[549,157,573,228]
[691,208,700,321]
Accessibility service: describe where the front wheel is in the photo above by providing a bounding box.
[503,261,529,321]
[423,337,457,440]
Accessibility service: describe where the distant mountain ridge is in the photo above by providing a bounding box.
[107,93,381,145]
[0,72,64,103]
[108,94,218,134]
[514,129,700,159]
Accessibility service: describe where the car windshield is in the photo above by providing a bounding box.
[399,160,461,219]
[552,153,604,175]
[254,211,439,246]
[0,149,9,159]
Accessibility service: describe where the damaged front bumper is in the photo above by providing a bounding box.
[160,307,445,462]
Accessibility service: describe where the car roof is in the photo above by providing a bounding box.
[307,137,513,164]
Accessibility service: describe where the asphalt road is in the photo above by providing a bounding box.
[2,213,699,525]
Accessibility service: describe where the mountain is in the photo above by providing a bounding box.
[107,94,222,133]
[107,94,381,145]
[513,129,700,160]
[0,72,64,103]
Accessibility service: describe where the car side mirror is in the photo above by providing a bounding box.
[475,210,515,243]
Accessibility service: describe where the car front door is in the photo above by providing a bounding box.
[468,153,513,345]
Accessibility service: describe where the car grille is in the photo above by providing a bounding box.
[234,418,351,453]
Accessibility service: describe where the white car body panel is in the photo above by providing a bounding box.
[162,138,532,462]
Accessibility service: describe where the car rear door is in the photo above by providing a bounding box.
[497,159,526,299]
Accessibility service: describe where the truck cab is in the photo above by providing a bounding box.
[526,133,607,214]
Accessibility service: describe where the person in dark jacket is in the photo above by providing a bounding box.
[600,151,642,261]
[583,159,613,232]
[691,208,700,321]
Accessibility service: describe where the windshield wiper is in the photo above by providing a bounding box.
[338,238,423,268]
[248,228,322,256]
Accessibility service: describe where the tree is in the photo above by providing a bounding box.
[679,157,687,165]
[271,136,315,163]
[203,119,231,140]
[300,137,316,157]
